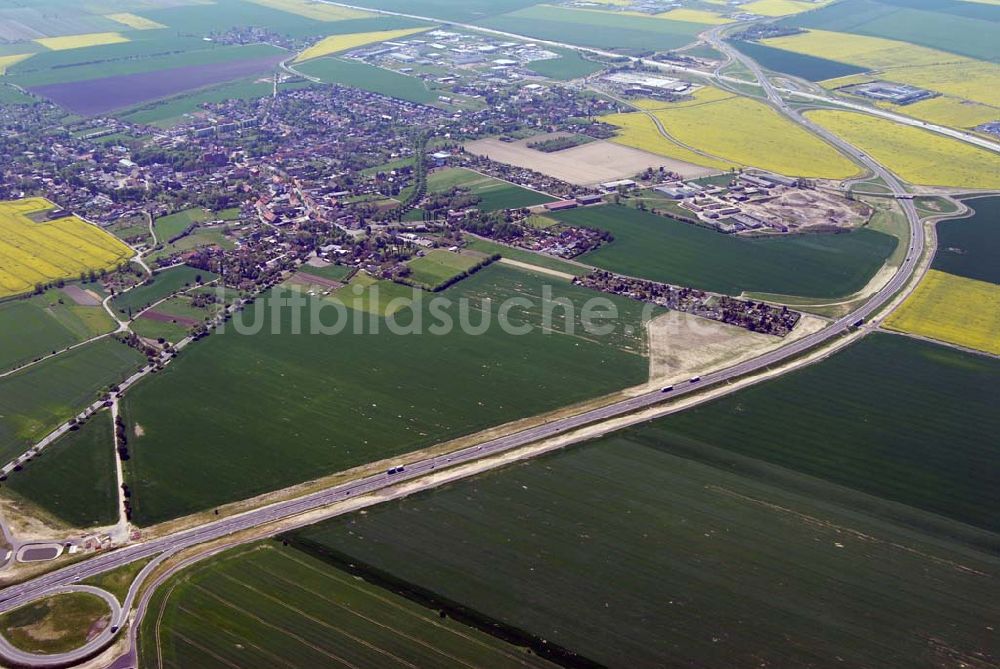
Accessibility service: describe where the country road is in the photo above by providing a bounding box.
[0,11,935,669]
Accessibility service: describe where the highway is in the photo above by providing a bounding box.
[0,15,929,669]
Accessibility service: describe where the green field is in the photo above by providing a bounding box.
[0,338,144,466]
[139,542,557,669]
[0,289,115,373]
[324,272,423,317]
[782,0,999,62]
[149,227,235,262]
[0,591,111,655]
[297,57,438,104]
[81,557,154,605]
[933,196,1000,285]
[479,5,707,54]
[122,265,653,525]
[426,168,556,211]
[288,336,1000,666]
[130,317,190,345]
[644,334,1000,534]
[3,410,118,528]
[7,43,285,88]
[0,84,33,105]
[527,48,606,80]
[555,205,897,297]
[110,265,216,319]
[153,208,209,242]
[297,263,353,282]
[120,78,269,126]
[731,40,866,81]
[405,250,484,289]
[464,238,587,276]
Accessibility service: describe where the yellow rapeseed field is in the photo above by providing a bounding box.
[763,29,948,69]
[35,32,130,51]
[295,27,431,62]
[600,112,735,171]
[655,9,733,24]
[764,29,1000,109]
[741,0,837,16]
[0,198,134,299]
[0,53,32,75]
[245,0,373,21]
[104,13,166,30]
[891,96,999,131]
[885,270,1000,355]
[603,89,859,177]
[806,110,1000,188]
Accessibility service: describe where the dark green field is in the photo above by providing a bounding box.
[139,543,556,669]
[555,205,897,297]
[527,49,606,80]
[122,265,653,525]
[289,340,1000,667]
[783,0,999,62]
[110,265,216,319]
[3,410,117,528]
[0,290,114,373]
[0,338,144,463]
[297,58,438,104]
[732,41,866,81]
[644,334,1000,535]
[933,196,1000,285]
[479,5,707,54]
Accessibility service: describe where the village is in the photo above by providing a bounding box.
[0,64,837,337]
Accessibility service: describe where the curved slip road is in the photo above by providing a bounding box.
[0,585,121,668]
[0,16,929,669]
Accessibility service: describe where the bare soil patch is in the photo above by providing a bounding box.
[287,272,344,290]
[646,310,828,385]
[465,137,714,185]
[61,285,100,306]
[742,187,872,233]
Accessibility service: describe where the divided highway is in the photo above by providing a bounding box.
[0,15,930,669]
